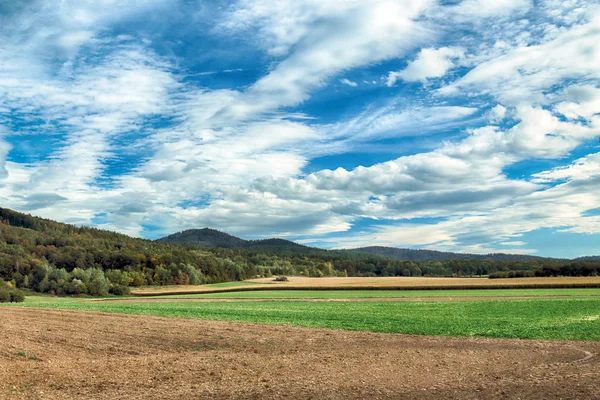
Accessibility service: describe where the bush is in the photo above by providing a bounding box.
[109,285,131,296]
[0,282,25,303]
[274,275,289,282]
[10,289,25,303]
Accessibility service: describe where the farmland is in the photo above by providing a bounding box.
[147,287,600,299]
[1,307,599,399]
[4,291,600,340]
[130,276,600,295]
[2,282,600,399]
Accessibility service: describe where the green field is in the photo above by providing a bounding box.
[3,295,600,341]
[151,288,600,299]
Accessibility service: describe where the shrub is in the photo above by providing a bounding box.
[274,276,289,282]
[10,289,25,303]
[0,282,24,303]
[65,279,87,295]
[109,285,131,296]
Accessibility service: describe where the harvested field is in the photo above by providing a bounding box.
[130,276,600,296]
[101,294,600,302]
[246,276,600,286]
[146,288,600,299]
[1,308,598,400]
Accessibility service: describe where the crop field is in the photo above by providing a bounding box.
[4,293,600,341]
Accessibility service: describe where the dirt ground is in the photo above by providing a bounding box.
[131,276,600,295]
[1,308,599,399]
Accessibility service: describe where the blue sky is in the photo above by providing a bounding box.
[1,0,599,258]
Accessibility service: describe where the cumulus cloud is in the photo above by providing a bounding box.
[387,47,465,85]
[486,105,508,123]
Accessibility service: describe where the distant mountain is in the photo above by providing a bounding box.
[158,228,313,253]
[159,229,573,262]
[574,256,600,262]
[158,228,248,249]
[344,246,565,262]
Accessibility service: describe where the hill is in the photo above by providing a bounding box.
[159,229,317,254]
[575,256,600,262]
[1,208,599,297]
[160,230,568,263]
[344,246,564,263]
[159,228,249,249]
[0,208,351,296]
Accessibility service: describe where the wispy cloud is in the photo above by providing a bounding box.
[0,0,599,256]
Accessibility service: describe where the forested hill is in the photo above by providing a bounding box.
[344,246,565,263]
[159,229,318,254]
[1,207,599,297]
[160,229,565,263]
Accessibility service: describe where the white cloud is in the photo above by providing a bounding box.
[451,0,533,18]
[1,0,600,255]
[387,46,465,85]
[219,0,435,117]
[340,78,358,87]
[555,85,600,119]
[486,104,508,123]
[440,12,600,105]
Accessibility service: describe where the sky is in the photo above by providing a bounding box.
[0,0,599,258]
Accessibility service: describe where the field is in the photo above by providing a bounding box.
[1,308,599,399]
[2,279,600,399]
[148,287,600,299]
[4,290,600,340]
[130,276,600,295]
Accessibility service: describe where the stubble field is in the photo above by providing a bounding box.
[130,276,600,295]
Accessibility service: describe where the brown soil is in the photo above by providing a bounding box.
[131,276,600,295]
[1,308,599,399]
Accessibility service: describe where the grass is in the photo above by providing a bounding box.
[3,295,600,341]
[16,351,39,361]
[151,288,600,299]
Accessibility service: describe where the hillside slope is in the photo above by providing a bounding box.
[160,230,569,263]
[345,246,564,262]
[159,229,315,254]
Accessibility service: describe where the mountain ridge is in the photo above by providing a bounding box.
[158,229,588,262]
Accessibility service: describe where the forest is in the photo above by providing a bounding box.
[0,208,598,296]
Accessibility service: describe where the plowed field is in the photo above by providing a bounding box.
[1,308,599,399]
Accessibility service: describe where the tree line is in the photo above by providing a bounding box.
[0,208,598,297]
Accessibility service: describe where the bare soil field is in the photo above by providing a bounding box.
[1,308,599,399]
[131,276,600,295]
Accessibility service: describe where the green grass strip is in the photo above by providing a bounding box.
[3,296,600,341]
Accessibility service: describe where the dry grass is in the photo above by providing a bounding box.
[131,276,600,295]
